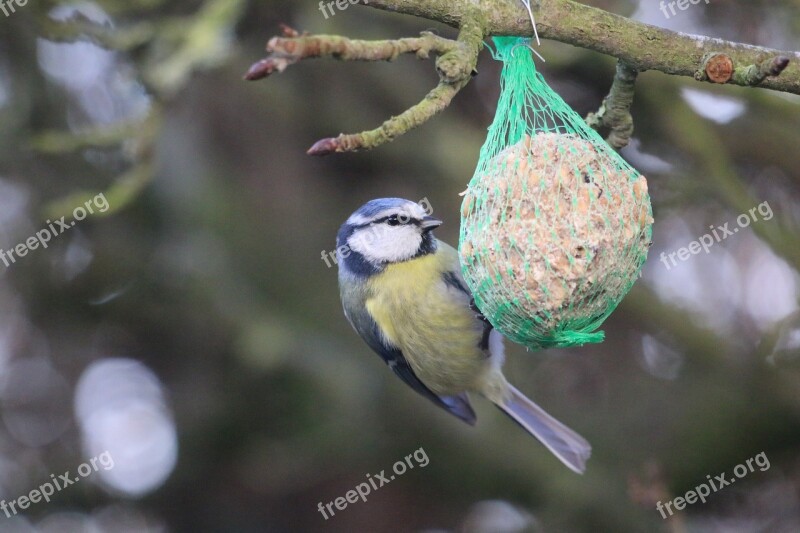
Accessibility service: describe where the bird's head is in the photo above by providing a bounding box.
[336,198,442,275]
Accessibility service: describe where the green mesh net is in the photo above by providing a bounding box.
[459,36,653,350]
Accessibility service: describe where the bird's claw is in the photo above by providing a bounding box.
[469,297,490,324]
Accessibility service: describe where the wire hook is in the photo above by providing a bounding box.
[510,41,546,63]
[518,0,545,62]
[519,0,541,46]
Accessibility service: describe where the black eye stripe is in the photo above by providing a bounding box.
[363,215,418,227]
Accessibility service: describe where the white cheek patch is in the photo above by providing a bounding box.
[348,225,423,263]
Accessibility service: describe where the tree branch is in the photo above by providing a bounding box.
[244,25,458,81]
[247,7,486,154]
[306,79,469,155]
[248,0,796,154]
[365,0,798,94]
[585,60,638,149]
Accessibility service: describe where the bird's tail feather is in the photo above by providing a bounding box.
[496,384,591,474]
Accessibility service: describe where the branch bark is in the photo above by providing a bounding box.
[365,0,798,93]
[249,0,797,154]
[247,7,487,155]
[585,60,638,149]
[244,27,458,81]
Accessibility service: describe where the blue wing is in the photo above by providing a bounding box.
[443,270,493,352]
[347,303,477,425]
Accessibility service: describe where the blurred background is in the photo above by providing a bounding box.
[0,0,799,531]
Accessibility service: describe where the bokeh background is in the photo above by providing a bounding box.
[1,0,800,531]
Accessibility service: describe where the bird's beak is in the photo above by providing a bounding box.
[420,216,443,230]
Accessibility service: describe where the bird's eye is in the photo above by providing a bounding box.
[386,216,400,226]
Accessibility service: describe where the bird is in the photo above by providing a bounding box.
[336,197,591,474]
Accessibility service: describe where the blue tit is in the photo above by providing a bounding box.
[336,198,591,473]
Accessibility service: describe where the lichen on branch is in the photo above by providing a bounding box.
[248,0,797,155]
[244,25,458,81]
[366,0,798,94]
[247,7,486,155]
[586,61,638,149]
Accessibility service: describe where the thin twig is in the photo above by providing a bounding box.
[247,8,485,155]
[248,0,797,154]
[245,28,457,81]
[307,79,469,155]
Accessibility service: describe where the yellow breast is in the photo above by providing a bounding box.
[365,247,488,395]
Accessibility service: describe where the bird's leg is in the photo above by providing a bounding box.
[470,298,493,352]
[469,297,489,322]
